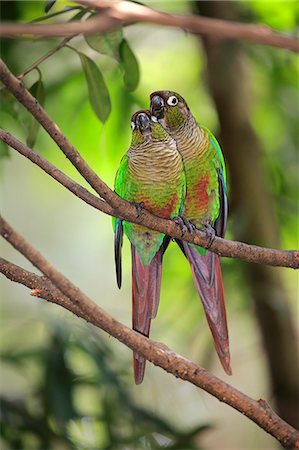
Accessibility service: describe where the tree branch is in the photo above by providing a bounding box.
[0,60,298,269]
[0,1,298,52]
[0,129,112,216]
[0,224,299,449]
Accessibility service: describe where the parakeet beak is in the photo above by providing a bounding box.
[150,95,164,119]
[136,112,151,131]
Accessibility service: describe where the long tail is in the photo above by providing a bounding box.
[131,245,163,384]
[181,241,231,375]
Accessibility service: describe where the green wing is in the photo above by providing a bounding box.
[114,154,129,198]
[203,127,226,184]
[112,155,129,232]
[205,128,228,238]
[112,155,129,288]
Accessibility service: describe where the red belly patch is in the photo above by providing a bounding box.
[143,193,179,219]
[186,174,210,215]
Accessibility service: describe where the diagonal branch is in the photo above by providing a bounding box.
[0,1,298,52]
[0,58,119,208]
[0,129,112,216]
[0,60,298,269]
[0,222,299,449]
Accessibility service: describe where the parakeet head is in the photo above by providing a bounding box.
[150,91,190,131]
[131,109,169,146]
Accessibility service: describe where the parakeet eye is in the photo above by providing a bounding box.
[167,96,178,106]
[131,121,136,131]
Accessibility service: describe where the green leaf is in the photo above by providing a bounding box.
[69,7,89,21]
[119,38,140,92]
[32,6,83,23]
[85,28,123,60]
[0,140,10,159]
[26,75,46,148]
[45,0,56,13]
[79,53,111,123]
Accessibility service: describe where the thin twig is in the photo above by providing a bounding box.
[0,1,298,52]
[0,239,298,449]
[0,36,74,92]
[0,37,74,94]
[18,36,73,80]
[0,128,298,269]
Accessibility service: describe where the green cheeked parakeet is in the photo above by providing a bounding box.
[113,110,186,384]
[150,91,231,375]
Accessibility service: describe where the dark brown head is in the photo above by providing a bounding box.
[130,109,169,145]
[150,90,190,131]
[131,110,152,133]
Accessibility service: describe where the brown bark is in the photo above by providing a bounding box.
[196,0,299,429]
[1,226,299,448]
[0,0,298,52]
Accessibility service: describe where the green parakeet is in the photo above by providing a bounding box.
[150,91,231,375]
[113,110,186,384]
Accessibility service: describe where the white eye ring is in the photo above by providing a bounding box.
[151,115,158,122]
[167,95,178,106]
[131,121,136,131]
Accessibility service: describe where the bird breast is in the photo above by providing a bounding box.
[128,138,183,185]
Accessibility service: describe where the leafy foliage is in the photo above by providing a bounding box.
[119,38,140,92]
[85,28,123,60]
[79,52,111,123]
[0,323,209,449]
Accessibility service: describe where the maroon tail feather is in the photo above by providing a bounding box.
[182,242,231,375]
[131,245,163,384]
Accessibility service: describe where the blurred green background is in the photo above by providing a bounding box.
[1,1,298,449]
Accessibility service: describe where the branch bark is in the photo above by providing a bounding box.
[0,62,298,270]
[1,220,299,449]
[0,1,298,52]
[0,129,112,216]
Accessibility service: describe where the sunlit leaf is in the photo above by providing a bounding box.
[69,7,89,21]
[128,0,146,5]
[26,75,46,148]
[119,38,140,92]
[44,0,79,15]
[85,28,123,60]
[32,6,83,23]
[44,0,56,13]
[79,53,111,123]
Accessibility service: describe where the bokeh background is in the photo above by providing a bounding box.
[1,1,298,449]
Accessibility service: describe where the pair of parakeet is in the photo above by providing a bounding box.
[113,91,230,384]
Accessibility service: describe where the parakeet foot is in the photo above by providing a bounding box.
[173,216,187,237]
[203,224,216,249]
[173,216,196,237]
[133,201,145,218]
[184,219,196,234]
